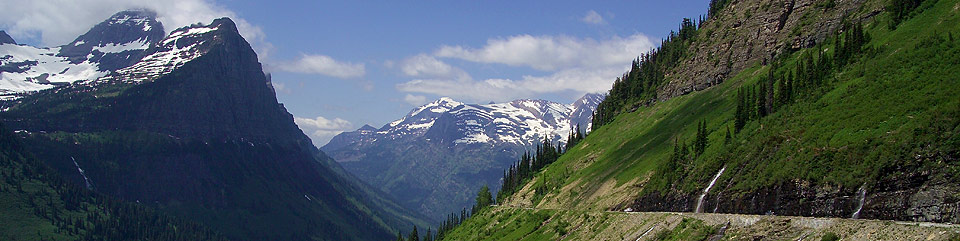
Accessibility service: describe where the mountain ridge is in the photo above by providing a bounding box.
[322,93,602,220]
[1,10,430,240]
[0,9,162,99]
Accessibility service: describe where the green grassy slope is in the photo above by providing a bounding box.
[443,0,960,239]
[505,0,959,210]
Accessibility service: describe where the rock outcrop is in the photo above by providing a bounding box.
[0,31,15,45]
[658,0,883,101]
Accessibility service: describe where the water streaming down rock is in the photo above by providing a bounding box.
[635,226,656,241]
[851,185,866,219]
[71,157,93,190]
[713,194,722,213]
[696,166,726,213]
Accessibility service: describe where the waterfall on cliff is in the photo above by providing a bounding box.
[695,166,725,213]
[851,185,866,219]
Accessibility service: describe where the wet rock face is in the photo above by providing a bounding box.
[657,0,881,102]
[870,167,960,223]
[628,168,960,224]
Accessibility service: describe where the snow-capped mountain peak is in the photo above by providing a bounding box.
[408,97,463,116]
[325,94,604,151]
[58,9,165,67]
[0,9,165,99]
[99,18,239,84]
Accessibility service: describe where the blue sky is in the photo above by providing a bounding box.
[0,0,710,145]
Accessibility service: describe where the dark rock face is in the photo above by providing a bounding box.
[658,0,881,102]
[109,18,300,142]
[57,9,165,71]
[1,16,426,241]
[629,165,960,224]
[0,31,16,45]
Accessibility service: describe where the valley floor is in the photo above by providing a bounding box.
[443,206,960,241]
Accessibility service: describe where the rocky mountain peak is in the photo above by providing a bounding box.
[58,9,165,69]
[0,31,15,45]
[0,10,170,98]
[570,93,606,131]
[420,97,464,111]
[102,17,249,84]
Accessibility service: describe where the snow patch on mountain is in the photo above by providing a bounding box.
[326,94,604,151]
[0,10,163,99]
[100,23,223,83]
[0,44,107,98]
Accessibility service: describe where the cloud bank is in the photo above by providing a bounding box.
[435,34,652,71]
[0,0,266,51]
[277,54,366,79]
[398,34,654,103]
[294,115,354,147]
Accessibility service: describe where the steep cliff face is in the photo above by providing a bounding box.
[1,16,428,241]
[658,0,884,100]
[630,165,960,223]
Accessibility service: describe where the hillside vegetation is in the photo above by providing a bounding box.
[441,0,960,239]
[0,124,227,240]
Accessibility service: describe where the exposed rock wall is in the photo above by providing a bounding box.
[629,163,960,224]
[658,0,883,100]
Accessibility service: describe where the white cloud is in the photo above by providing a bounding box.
[403,94,428,106]
[435,34,653,71]
[0,0,270,56]
[271,81,290,94]
[399,33,655,102]
[396,66,625,103]
[294,115,353,147]
[276,54,366,79]
[400,54,469,80]
[581,10,604,25]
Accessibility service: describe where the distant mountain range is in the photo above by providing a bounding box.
[322,93,603,219]
[0,9,428,240]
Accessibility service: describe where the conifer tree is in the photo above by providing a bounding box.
[472,185,493,214]
[734,88,747,132]
[408,226,419,241]
[694,120,708,157]
[758,78,768,118]
[764,64,775,115]
[724,126,732,144]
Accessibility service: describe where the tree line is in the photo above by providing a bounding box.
[400,126,587,241]
[591,17,703,128]
[735,21,869,132]
[888,0,936,28]
[653,20,871,191]
[592,17,703,128]
[497,127,585,204]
